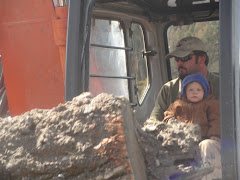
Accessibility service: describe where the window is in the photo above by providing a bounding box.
[89,19,129,99]
[131,23,150,104]
[167,21,219,79]
[52,0,68,6]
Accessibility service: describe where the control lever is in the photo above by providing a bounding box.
[142,50,157,58]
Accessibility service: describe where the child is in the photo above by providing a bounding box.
[163,72,220,141]
[163,72,221,180]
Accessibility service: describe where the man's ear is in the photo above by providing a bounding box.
[199,55,206,64]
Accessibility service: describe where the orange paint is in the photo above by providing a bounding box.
[0,0,65,116]
[52,6,68,79]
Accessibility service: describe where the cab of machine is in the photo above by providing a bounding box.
[65,0,240,179]
[66,0,220,124]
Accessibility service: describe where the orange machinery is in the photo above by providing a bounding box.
[0,1,69,116]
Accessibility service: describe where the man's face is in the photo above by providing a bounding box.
[185,82,204,103]
[175,53,202,80]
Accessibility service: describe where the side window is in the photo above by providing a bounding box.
[52,0,68,6]
[167,21,219,79]
[89,19,129,99]
[131,23,150,104]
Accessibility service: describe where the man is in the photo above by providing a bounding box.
[150,36,219,121]
[150,36,221,180]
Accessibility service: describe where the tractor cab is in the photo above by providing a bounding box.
[66,0,219,124]
[65,0,240,179]
[0,0,239,179]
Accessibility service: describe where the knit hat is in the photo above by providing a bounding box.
[166,36,207,59]
[180,73,210,98]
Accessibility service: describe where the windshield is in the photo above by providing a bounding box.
[167,21,219,79]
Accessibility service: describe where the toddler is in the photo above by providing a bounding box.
[163,73,221,180]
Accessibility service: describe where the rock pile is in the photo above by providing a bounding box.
[0,93,142,180]
[0,93,204,180]
[138,118,202,179]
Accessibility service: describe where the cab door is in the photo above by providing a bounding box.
[66,0,168,124]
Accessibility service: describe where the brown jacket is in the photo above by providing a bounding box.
[163,93,220,139]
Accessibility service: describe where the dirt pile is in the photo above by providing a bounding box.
[138,119,202,179]
[0,93,142,180]
[0,92,203,180]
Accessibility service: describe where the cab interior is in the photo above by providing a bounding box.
[66,0,220,124]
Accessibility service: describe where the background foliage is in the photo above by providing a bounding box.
[167,21,219,79]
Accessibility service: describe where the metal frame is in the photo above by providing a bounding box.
[220,0,240,179]
[90,74,135,79]
[90,43,133,51]
[65,0,96,101]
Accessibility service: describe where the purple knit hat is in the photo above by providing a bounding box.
[180,73,210,98]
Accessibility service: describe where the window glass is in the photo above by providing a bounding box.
[167,21,219,79]
[193,0,210,5]
[131,23,150,104]
[52,0,68,6]
[89,19,129,99]
[168,0,218,7]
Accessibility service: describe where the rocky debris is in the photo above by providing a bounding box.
[138,118,202,180]
[0,92,205,180]
[0,93,146,180]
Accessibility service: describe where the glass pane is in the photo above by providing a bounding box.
[52,0,68,7]
[89,47,126,76]
[168,0,213,7]
[131,23,150,104]
[90,19,125,47]
[168,0,177,7]
[89,77,129,98]
[193,0,210,5]
[167,21,219,79]
[89,19,129,99]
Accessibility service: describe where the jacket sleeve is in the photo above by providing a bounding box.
[163,103,176,122]
[207,100,221,138]
[150,78,180,121]
[150,85,170,121]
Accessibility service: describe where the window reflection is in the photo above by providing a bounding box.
[131,23,150,104]
[89,19,129,99]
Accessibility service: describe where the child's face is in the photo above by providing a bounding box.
[185,82,204,103]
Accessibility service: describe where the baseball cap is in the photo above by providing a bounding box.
[166,36,207,59]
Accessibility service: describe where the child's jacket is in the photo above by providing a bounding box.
[163,93,220,139]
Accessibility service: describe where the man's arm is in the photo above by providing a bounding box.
[150,85,170,121]
[150,78,180,121]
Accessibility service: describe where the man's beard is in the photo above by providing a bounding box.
[179,73,188,80]
[178,66,189,80]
